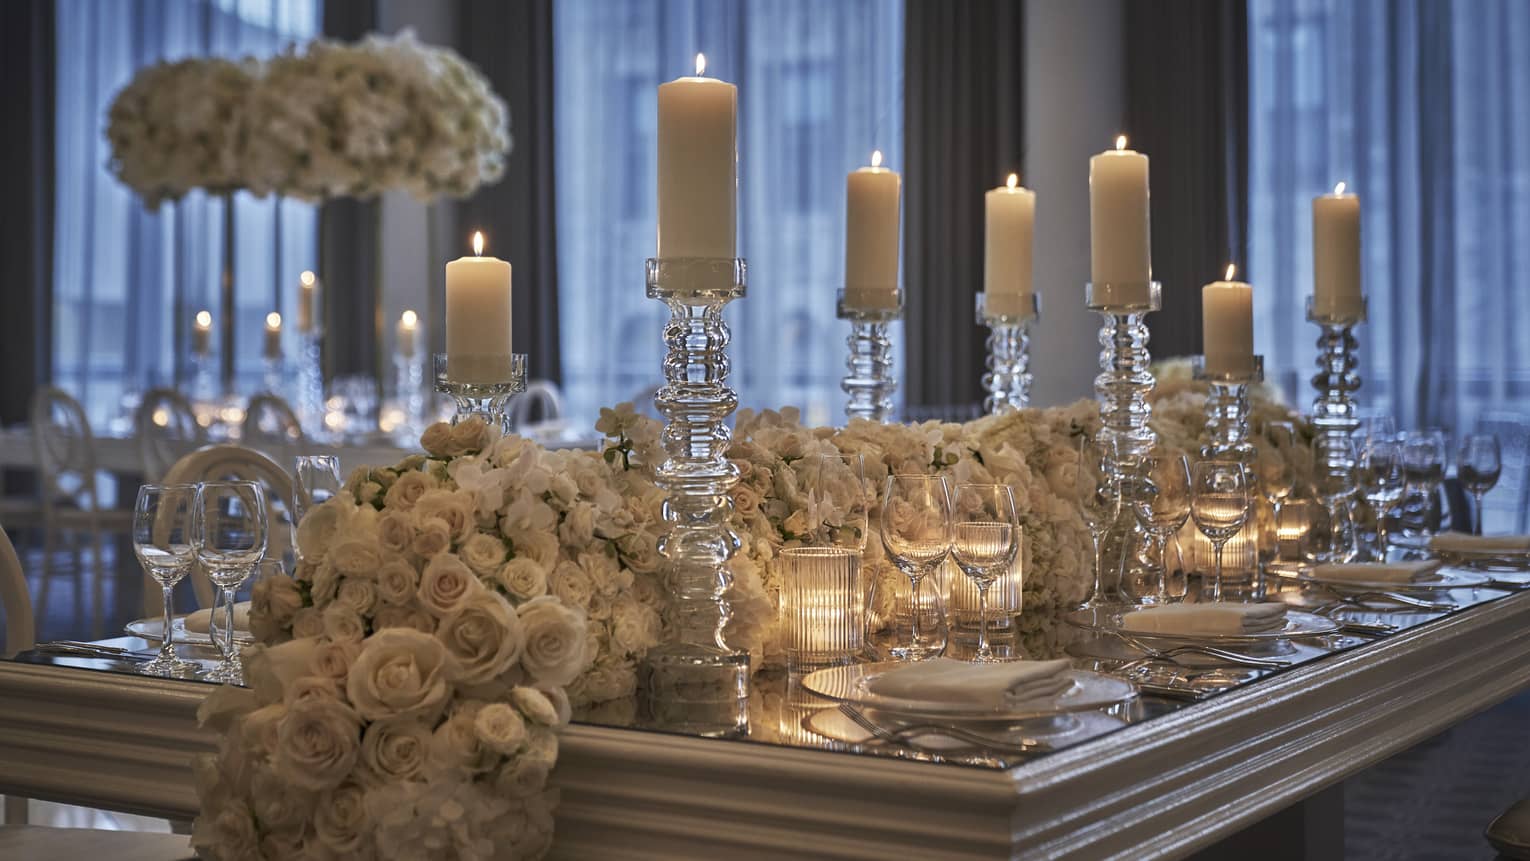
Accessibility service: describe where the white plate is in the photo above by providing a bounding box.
[1272,565,1489,592]
[126,616,254,646]
[1064,604,1339,644]
[799,662,1136,721]
[802,706,1127,754]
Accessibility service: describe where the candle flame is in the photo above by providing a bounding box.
[695,53,706,76]
[1115,135,1128,151]
[195,310,212,328]
[1007,173,1018,189]
[1334,181,1346,196]
[401,309,418,328]
[299,270,316,287]
[266,312,282,329]
[1225,263,1237,281]
[871,149,883,168]
[472,231,485,256]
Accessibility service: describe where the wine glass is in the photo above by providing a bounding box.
[949,484,1020,662]
[1358,438,1406,559]
[293,455,343,562]
[1258,422,1298,522]
[1314,434,1360,561]
[132,484,200,678]
[1355,415,1397,450]
[1401,429,1449,535]
[1074,437,1122,608]
[880,474,952,661]
[1133,450,1191,604]
[1457,433,1502,535]
[193,480,268,683]
[1191,461,1251,602]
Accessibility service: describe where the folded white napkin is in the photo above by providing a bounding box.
[1120,602,1287,636]
[1311,560,1442,584]
[1430,532,1530,553]
[866,658,1074,709]
[184,601,252,634]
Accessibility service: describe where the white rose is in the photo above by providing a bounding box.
[196,681,260,733]
[430,704,495,774]
[358,719,432,786]
[472,702,526,754]
[509,686,560,727]
[376,559,419,606]
[282,675,341,709]
[610,597,661,656]
[460,532,508,578]
[448,417,491,455]
[558,502,596,547]
[241,637,319,705]
[314,782,369,857]
[494,755,550,800]
[494,557,547,601]
[330,538,381,578]
[517,596,591,687]
[377,510,415,555]
[549,560,594,610]
[437,589,525,685]
[345,628,457,723]
[415,488,476,544]
[309,560,342,605]
[273,697,362,791]
[295,497,353,562]
[239,703,285,760]
[617,532,660,575]
[373,604,437,634]
[539,686,572,726]
[410,516,452,558]
[420,422,454,458]
[309,638,361,681]
[336,578,379,617]
[250,574,303,642]
[523,725,560,767]
[382,469,438,512]
[322,606,366,643]
[250,765,314,831]
[192,800,258,860]
[507,529,561,570]
[417,553,482,617]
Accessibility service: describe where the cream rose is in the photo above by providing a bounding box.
[431,703,496,774]
[509,686,561,727]
[322,606,366,643]
[377,509,415,554]
[309,638,361,681]
[460,532,509,578]
[335,578,379,617]
[611,597,661,655]
[411,516,452,558]
[250,765,314,831]
[417,553,482,617]
[415,489,476,543]
[437,589,525,684]
[239,703,285,760]
[329,538,382,578]
[539,686,573,726]
[376,559,419,606]
[517,596,591,687]
[494,755,551,800]
[309,560,342,604]
[345,628,457,723]
[295,497,352,562]
[358,719,432,786]
[494,557,548,601]
[273,697,361,791]
[558,502,596,547]
[505,528,560,570]
[373,604,437,634]
[448,417,491,455]
[382,468,438,512]
[282,675,341,709]
[419,422,454,458]
[314,782,368,857]
[472,702,526,754]
[549,560,594,610]
[192,800,258,860]
[250,574,303,642]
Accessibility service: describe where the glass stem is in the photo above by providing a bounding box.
[223,583,237,660]
[159,581,176,661]
[907,570,925,647]
[975,581,991,658]
[1376,512,1389,561]
[1152,533,1168,602]
[1090,534,1105,604]
[1212,540,1226,602]
[1473,490,1485,535]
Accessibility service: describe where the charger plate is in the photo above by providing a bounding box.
[799,661,1136,721]
[1064,604,1338,645]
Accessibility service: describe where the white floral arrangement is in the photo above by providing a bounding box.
[108,30,510,208]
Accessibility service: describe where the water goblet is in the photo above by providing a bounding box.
[1074,437,1122,608]
[1258,422,1298,522]
[1133,450,1191,604]
[132,483,201,678]
[880,474,952,661]
[193,480,268,683]
[949,484,1021,662]
[293,455,343,562]
[1401,429,1449,535]
[1191,461,1251,602]
[1359,438,1406,559]
[1458,433,1502,535]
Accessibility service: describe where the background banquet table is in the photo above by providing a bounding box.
[0,426,416,477]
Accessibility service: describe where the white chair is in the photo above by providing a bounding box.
[241,393,303,448]
[134,389,204,482]
[506,380,566,431]
[161,445,293,610]
[0,527,35,658]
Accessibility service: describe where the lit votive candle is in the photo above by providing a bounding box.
[781,547,863,670]
[297,270,321,334]
[397,309,420,359]
[263,312,282,360]
[192,310,212,356]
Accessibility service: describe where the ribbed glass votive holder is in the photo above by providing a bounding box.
[782,547,863,671]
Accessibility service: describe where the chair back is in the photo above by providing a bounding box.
[163,444,294,608]
[1477,411,1530,532]
[29,387,99,513]
[135,388,205,481]
[0,528,35,656]
[243,393,304,448]
[506,380,566,430]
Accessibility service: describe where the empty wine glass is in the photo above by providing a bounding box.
[880,474,952,661]
[1355,415,1397,450]
[1314,434,1360,561]
[1458,433,1502,535]
[1074,437,1122,608]
[293,455,343,562]
[950,484,1020,662]
[1134,450,1192,604]
[1359,438,1406,559]
[1258,422,1298,520]
[1401,429,1449,535]
[132,483,200,678]
[193,480,268,683]
[1191,461,1251,602]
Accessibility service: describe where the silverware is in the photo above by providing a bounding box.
[1311,584,1456,611]
[34,641,153,661]
[1108,632,1292,671]
[835,704,1039,755]
[1306,604,1398,636]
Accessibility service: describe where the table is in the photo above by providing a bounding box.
[3,579,1528,859]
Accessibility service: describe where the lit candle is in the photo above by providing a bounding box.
[297,270,320,334]
[192,310,212,356]
[445,231,513,383]
[263,312,283,360]
[984,172,1036,318]
[843,149,902,311]
[1089,135,1152,291]
[657,53,737,260]
[1312,182,1362,319]
[1202,263,1255,377]
[397,309,420,359]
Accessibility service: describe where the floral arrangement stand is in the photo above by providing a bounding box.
[837,289,903,423]
[433,353,529,433]
[976,291,1040,415]
[641,257,752,737]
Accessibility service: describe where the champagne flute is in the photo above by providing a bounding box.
[193,480,268,683]
[1457,433,1502,535]
[1133,450,1191,604]
[1359,438,1406,559]
[293,455,342,562]
[132,484,200,678]
[1191,461,1251,602]
[950,484,1020,662]
[1075,437,1122,608]
[880,474,951,661]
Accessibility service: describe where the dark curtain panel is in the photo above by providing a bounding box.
[456,0,561,384]
[902,0,1024,414]
[318,0,380,380]
[1124,0,1249,359]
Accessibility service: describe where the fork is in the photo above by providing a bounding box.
[836,704,1038,755]
[1108,632,1292,670]
[1312,585,1456,612]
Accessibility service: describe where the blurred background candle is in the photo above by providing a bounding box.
[445,231,513,383]
[263,312,282,360]
[1089,135,1152,287]
[297,270,320,333]
[984,173,1036,319]
[397,309,420,358]
[657,53,737,259]
[192,310,212,356]
[843,149,901,310]
[1312,182,1362,319]
[1202,264,1255,376]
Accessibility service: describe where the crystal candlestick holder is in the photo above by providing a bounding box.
[295,330,325,440]
[837,289,902,423]
[432,353,528,433]
[976,292,1040,414]
[1307,297,1367,472]
[394,351,426,438]
[189,352,218,404]
[1193,355,1265,601]
[260,357,284,399]
[641,257,750,738]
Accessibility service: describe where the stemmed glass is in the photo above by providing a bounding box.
[949,484,1020,662]
[1358,438,1406,559]
[193,480,268,683]
[1133,450,1192,604]
[1258,422,1298,529]
[1401,429,1449,535]
[1075,437,1122,608]
[132,484,200,678]
[1457,433,1502,535]
[1190,461,1251,602]
[293,455,342,562]
[880,475,952,661]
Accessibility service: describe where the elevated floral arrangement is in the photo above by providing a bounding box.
[107,30,510,208]
[193,390,1306,858]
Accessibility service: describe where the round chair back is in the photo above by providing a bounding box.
[135,388,204,481]
[243,393,304,447]
[29,387,98,512]
[163,444,294,608]
[506,380,565,431]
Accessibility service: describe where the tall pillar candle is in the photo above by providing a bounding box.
[657,54,737,260]
[1312,182,1362,319]
[397,309,420,359]
[445,231,513,384]
[1088,136,1152,292]
[263,312,283,360]
[984,173,1036,318]
[843,150,901,310]
[193,310,212,356]
[297,271,320,333]
[1202,265,1255,377]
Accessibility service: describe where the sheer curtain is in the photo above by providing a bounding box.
[1248,0,1530,431]
[553,0,903,427]
[54,0,320,428]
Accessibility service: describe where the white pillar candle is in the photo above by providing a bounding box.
[445,231,513,383]
[297,271,320,334]
[1089,135,1152,287]
[1202,264,1255,377]
[1312,182,1362,319]
[984,173,1036,318]
[843,149,902,310]
[397,309,420,359]
[263,312,283,360]
[192,310,212,356]
[657,53,737,260]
